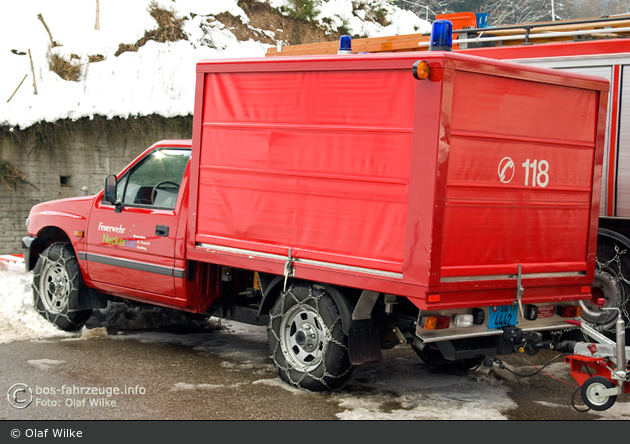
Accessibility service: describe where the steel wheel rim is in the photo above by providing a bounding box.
[40,262,70,314]
[280,304,328,372]
[585,381,610,407]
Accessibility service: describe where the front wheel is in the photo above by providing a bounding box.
[267,283,354,391]
[581,376,617,411]
[32,242,92,331]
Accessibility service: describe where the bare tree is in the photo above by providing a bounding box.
[393,0,630,25]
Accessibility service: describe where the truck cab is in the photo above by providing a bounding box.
[23,140,193,329]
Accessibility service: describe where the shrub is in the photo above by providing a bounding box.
[48,52,81,82]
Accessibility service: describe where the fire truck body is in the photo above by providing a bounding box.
[23,33,610,391]
[267,16,630,331]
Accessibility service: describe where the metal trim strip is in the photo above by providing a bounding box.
[440,271,585,283]
[196,243,404,279]
[84,253,182,278]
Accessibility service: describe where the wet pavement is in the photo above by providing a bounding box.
[1,320,629,422]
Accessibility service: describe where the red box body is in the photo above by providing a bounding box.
[187,51,609,311]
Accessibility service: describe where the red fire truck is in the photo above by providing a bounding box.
[268,13,630,333]
[23,44,608,390]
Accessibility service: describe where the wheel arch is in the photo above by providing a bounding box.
[257,274,360,336]
[25,226,73,272]
[598,227,630,250]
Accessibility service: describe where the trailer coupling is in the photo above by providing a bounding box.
[509,300,630,412]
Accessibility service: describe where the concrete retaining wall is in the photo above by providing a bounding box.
[0,115,192,254]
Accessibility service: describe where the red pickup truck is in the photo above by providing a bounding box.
[23,50,609,391]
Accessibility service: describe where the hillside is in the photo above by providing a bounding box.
[0,0,430,131]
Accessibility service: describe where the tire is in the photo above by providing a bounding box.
[267,282,354,391]
[581,376,617,411]
[580,237,628,330]
[32,242,92,331]
[413,344,484,372]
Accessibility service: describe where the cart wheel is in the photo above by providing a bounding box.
[581,376,617,411]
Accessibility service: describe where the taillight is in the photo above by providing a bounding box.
[420,315,450,330]
[557,306,582,318]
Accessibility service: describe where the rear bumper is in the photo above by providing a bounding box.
[416,321,574,344]
[417,326,565,361]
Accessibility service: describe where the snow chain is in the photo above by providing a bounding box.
[592,243,630,334]
[32,243,84,329]
[267,283,351,390]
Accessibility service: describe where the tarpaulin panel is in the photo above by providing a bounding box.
[196,65,416,271]
[440,71,599,276]
[202,70,415,128]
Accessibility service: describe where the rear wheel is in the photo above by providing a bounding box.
[32,242,92,331]
[267,282,354,391]
[580,236,629,331]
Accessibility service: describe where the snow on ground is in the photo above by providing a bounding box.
[0,260,74,344]
[0,261,514,419]
[4,262,630,419]
[1,0,430,130]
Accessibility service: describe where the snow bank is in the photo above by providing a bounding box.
[0,0,430,130]
[0,260,73,343]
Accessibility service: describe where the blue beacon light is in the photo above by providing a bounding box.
[338,35,352,55]
[429,20,453,51]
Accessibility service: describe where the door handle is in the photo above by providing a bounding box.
[156,225,169,237]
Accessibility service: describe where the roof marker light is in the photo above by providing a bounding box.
[429,19,453,52]
[338,35,352,55]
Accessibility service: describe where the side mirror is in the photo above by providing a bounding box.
[104,175,123,213]
[104,175,117,204]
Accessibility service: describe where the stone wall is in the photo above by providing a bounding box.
[0,115,193,254]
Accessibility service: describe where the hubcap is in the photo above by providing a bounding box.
[280,304,327,372]
[585,382,609,406]
[40,263,70,314]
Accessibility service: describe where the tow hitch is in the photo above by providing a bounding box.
[543,301,629,411]
[483,300,630,411]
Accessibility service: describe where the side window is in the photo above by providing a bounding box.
[120,148,191,209]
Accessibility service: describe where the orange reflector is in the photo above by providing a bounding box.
[421,315,450,330]
[428,294,440,303]
[412,60,431,80]
[74,230,84,238]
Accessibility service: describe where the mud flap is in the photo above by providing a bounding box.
[71,287,109,310]
[348,321,383,365]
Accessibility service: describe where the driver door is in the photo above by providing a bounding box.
[86,147,191,299]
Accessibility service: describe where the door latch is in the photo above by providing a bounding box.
[155,225,169,237]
